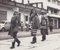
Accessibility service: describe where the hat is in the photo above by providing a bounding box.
[13,11,18,15]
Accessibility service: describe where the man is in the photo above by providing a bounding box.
[8,11,21,49]
[30,9,40,44]
[21,21,23,31]
[25,21,29,31]
[49,19,53,32]
[40,13,48,41]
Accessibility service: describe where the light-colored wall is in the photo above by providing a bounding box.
[19,11,30,26]
[46,2,60,10]
[7,10,14,22]
[29,0,48,9]
[0,7,14,22]
[0,7,21,22]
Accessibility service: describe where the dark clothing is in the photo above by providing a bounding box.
[41,29,46,35]
[32,15,39,29]
[40,16,48,35]
[8,16,19,36]
[40,16,48,41]
[21,26,23,31]
[49,22,53,32]
[49,23,53,32]
[31,36,37,44]
[33,36,36,42]
[12,31,17,38]
[42,34,46,40]
[8,15,20,49]
[46,19,48,35]
[49,26,53,32]
[8,25,19,36]
[30,15,39,36]
[30,12,40,43]
[12,31,20,45]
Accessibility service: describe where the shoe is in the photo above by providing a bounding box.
[10,46,15,49]
[31,41,36,44]
[16,39,21,47]
[17,41,21,47]
[17,42,20,47]
[41,39,45,41]
[10,42,15,49]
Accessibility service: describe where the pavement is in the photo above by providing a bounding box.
[0,33,60,50]
[0,29,60,40]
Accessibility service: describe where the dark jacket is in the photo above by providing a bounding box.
[30,13,40,35]
[8,16,19,36]
[40,16,48,35]
[40,16,47,29]
[31,15,40,29]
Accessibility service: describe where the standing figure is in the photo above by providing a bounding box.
[49,21,53,32]
[29,9,39,44]
[8,11,21,49]
[21,21,24,31]
[40,13,48,41]
[25,21,29,31]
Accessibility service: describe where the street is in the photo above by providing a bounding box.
[0,29,60,40]
[0,33,60,50]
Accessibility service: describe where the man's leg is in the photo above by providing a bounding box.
[41,30,46,41]
[10,38,15,49]
[31,35,37,44]
[14,32,20,47]
[10,32,20,49]
[15,37,20,46]
[42,33,46,41]
[31,29,34,36]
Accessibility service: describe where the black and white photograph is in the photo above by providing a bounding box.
[0,0,60,50]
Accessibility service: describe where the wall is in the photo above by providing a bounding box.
[0,6,20,22]
[0,7,14,22]
[7,10,14,22]
[19,10,30,26]
[46,2,60,10]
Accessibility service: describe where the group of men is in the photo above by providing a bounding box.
[8,9,48,49]
[30,9,48,44]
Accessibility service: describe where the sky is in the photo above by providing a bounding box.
[15,0,42,4]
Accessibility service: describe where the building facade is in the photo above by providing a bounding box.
[47,0,60,29]
[0,0,17,22]
[0,0,47,28]
[28,0,60,29]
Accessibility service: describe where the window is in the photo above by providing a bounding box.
[47,7,58,14]
[52,0,57,4]
[54,9,58,14]
[38,4,41,8]
[25,16,28,21]
[0,10,7,20]
[51,9,54,14]
[33,4,36,7]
